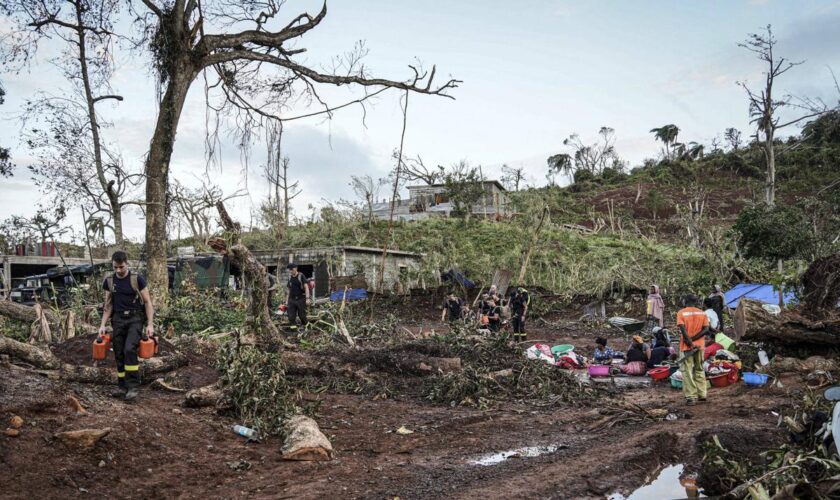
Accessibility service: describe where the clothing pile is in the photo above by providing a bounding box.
[704,350,742,384]
[524,343,588,370]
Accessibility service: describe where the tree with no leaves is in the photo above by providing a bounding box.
[738,24,829,206]
[3,0,138,248]
[262,123,300,234]
[350,174,386,227]
[0,83,11,177]
[6,1,459,306]
[500,164,525,191]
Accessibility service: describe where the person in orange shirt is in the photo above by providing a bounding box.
[676,294,711,405]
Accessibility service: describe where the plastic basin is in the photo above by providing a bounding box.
[670,375,683,389]
[648,366,671,381]
[588,365,610,377]
[709,373,732,388]
[743,372,769,386]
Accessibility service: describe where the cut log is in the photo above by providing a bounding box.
[0,335,62,369]
[0,335,187,383]
[184,382,225,408]
[737,299,840,347]
[281,415,333,461]
[54,428,111,449]
[0,300,97,336]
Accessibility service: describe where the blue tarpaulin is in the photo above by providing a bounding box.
[723,283,797,309]
[441,268,476,289]
[330,288,368,301]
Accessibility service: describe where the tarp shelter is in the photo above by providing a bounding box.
[723,283,796,309]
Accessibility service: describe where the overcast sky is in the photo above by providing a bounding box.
[1,0,839,243]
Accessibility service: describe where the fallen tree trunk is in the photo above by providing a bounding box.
[0,300,60,330]
[0,335,62,369]
[0,300,98,337]
[0,335,187,383]
[278,350,461,378]
[281,415,333,461]
[736,299,840,347]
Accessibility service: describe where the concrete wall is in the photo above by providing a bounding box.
[253,247,422,296]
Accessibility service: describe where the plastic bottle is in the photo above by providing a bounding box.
[232,425,258,440]
[758,350,770,366]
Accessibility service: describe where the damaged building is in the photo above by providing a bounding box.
[372,180,512,221]
[253,246,424,297]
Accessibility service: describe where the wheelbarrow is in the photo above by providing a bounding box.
[607,316,647,334]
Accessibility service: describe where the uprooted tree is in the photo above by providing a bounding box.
[736,254,840,347]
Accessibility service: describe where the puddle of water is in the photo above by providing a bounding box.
[608,464,705,500]
[471,445,564,466]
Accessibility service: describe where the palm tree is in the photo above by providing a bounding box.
[650,124,681,159]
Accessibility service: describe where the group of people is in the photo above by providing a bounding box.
[602,286,734,406]
[442,285,531,341]
[646,284,727,332]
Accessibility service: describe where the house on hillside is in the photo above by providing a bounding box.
[252,246,424,297]
[372,180,512,221]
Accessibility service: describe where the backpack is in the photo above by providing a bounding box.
[105,273,143,309]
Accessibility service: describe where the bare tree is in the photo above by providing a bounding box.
[170,179,242,244]
[4,0,137,248]
[0,82,11,177]
[350,174,386,226]
[1,204,69,247]
[724,127,743,151]
[8,2,459,306]
[397,153,443,185]
[738,25,828,206]
[500,164,525,191]
[548,127,623,183]
[262,124,300,230]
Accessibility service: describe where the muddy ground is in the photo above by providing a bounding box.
[1,306,799,499]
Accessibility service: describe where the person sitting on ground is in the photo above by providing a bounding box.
[646,284,665,328]
[621,335,650,375]
[593,337,623,364]
[651,326,672,349]
[647,343,675,368]
[441,292,465,323]
[626,335,651,363]
[485,297,502,332]
[703,298,720,333]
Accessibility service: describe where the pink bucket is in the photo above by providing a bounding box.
[588,365,610,377]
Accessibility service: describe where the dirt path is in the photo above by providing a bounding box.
[0,317,795,499]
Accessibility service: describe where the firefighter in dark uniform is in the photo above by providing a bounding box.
[510,287,530,342]
[286,263,309,330]
[98,251,155,401]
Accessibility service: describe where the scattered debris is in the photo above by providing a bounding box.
[54,428,111,449]
[395,426,414,435]
[9,415,24,428]
[67,395,87,415]
[226,459,252,472]
[5,428,21,437]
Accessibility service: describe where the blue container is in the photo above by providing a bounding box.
[743,372,769,386]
